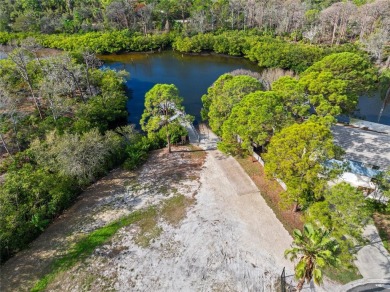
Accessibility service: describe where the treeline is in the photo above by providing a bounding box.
[0,31,173,54]
[201,52,384,269]
[0,0,388,65]
[1,30,362,73]
[0,43,126,262]
[173,31,361,72]
[38,31,173,54]
[0,41,181,262]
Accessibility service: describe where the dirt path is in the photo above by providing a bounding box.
[43,127,301,291]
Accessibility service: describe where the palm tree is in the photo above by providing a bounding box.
[284,223,340,291]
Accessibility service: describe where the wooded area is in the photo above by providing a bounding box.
[0,0,389,66]
[0,1,389,287]
[0,41,184,262]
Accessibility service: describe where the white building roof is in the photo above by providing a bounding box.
[336,172,376,189]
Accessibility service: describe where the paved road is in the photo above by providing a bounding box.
[355,225,390,279]
[341,279,390,292]
[195,124,341,292]
[193,124,390,289]
[347,283,390,291]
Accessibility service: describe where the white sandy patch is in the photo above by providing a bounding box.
[67,146,295,291]
[54,127,342,292]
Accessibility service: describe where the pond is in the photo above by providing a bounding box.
[100,51,390,126]
[100,51,262,125]
[1,48,389,125]
[354,92,390,125]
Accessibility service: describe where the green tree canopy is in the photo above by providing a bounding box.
[305,183,372,266]
[220,91,293,154]
[201,73,263,135]
[264,120,340,210]
[140,83,190,153]
[299,52,377,116]
[374,169,390,201]
[0,162,77,260]
[271,76,310,120]
[285,223,340,291]
[31,129,123,185]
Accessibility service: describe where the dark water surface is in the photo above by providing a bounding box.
[2,48,388,125]
[101,51,390,126]
[354,92,390,125]
[100,51,261,125]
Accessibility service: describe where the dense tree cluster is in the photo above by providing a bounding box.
[202,51,378,270]
[0,30,353,73]
[0,42,136,262]
[0,0,388,42]
[220,91,293,154]
[305,183,371,266]
[173,32,332,72]
[300,52,377,116]
[201,73,263,135]
[0,0,388,66]
[0,40,194,262]
[264,120,341,209]
[37,31,173,54]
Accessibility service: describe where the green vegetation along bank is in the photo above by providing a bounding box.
[0,42,188,263]
[0,30,365,73]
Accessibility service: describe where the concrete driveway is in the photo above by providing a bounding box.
[355,224,390,279]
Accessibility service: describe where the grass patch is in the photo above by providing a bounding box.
[158,185,170,196]
[134,194,194,247]
[188,144,207,160]
[81,274,97,291]
[134,207,162,247]
[323,266,362,284]
[161,194,195,226]
[32,207,158,292]
[236,156,303,234]
[135,226,163,248]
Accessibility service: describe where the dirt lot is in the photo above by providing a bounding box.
[0,146,205,291]
[1,129,341,291]
[41,149,291,291]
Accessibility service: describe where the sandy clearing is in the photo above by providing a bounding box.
[125,148,295,291]
[1,126,343,291]
[0,147,203,291]
[46,149,290,291]
[46,128,299,291]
